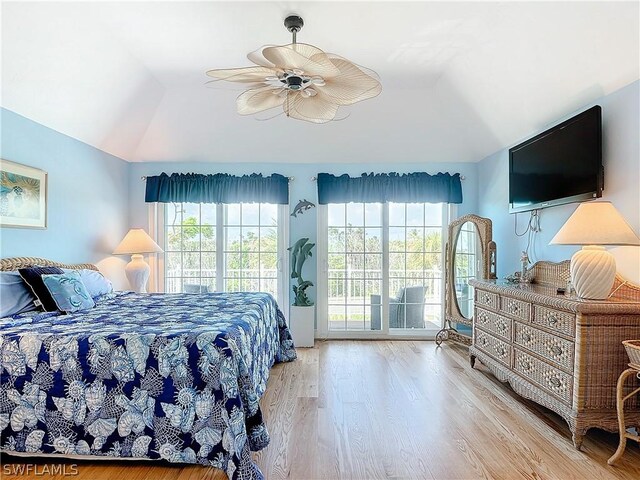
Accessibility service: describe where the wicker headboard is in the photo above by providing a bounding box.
[0,257,99,272]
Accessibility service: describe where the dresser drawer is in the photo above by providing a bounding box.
[476,290,499,310]
[474,329,511,367]
[475,307,512,341]
[514,348,573,405]
[500,296,531,321]
[514,322,574,372]
[532,305,575,337]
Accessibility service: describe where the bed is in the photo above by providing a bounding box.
[0,257,296,480]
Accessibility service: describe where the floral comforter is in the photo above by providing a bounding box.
[0,292,296,479]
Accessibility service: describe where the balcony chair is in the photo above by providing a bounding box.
[370,285,427,330]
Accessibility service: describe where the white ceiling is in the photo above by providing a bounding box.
[2,1,638,164]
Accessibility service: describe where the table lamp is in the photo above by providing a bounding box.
[550,202,640,299]
[113,228,163,293]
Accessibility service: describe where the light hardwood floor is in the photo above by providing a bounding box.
[3,341,639,479]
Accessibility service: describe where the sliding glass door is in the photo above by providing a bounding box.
[388,202,444,331]
[319,202,448,337]
[326,203,383,331]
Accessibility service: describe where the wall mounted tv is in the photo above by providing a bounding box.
[509,105,603,213]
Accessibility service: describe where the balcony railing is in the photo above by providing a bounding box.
[166,268,278,293]
[327,268,442,303]
[165,267,441,302]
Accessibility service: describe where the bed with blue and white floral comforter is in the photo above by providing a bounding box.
[0,291,296,479]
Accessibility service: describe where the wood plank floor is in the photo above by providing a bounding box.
[3,341,639,479]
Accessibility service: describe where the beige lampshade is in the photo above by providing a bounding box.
[113,228,163,255]
[550,202,640,246]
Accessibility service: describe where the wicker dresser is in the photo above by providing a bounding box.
[469,263,640,449]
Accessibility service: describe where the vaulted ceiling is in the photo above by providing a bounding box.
[2,1,638,163]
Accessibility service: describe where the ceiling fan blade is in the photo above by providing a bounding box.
[287,43,326,58]
[285,91,339,123]
[318,58,382,105]
[247,45,278,68]
[262,45,340,77]
[206,66,276,83]
[251,43,329,68]
[237,86,286,115]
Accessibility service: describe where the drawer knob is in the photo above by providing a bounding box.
[484,295,492,304]
[498,321,506,332]
[548,315,558,326]
[523,333,532,343]
[549,376,562,388]
[522,361,532,371]
[496,346,506,356]
[551,345,563,356]
[508,303,519,314]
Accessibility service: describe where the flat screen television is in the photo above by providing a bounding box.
[509,105,603,213]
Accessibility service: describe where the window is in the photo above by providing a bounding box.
[222,203,279,296]
[162,202,286,305]
[320,202,448,335]
[165,203,217,294]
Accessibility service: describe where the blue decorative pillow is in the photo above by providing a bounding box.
[62,268,113,299]
[41,270,96,313]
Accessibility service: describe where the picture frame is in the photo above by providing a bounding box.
[0,159,48,229]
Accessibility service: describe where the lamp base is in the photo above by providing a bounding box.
[125,254,150,293]
[570,246,616,300]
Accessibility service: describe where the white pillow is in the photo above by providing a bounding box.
[63,268,113,299]
[0,271,37,317]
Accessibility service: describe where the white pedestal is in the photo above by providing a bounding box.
[289,305,315,348]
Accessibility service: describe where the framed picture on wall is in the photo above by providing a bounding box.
[0,159,48,229]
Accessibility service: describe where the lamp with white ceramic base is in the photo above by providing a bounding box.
[550,202,640,300]
[113,228,163,293]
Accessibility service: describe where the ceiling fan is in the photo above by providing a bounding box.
[206,15,382,123]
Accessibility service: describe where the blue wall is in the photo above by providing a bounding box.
[129,161,479,302]
[0,108,131,288]
[478,80,640,283]
[0,105,479,295]
[4,80,637,295]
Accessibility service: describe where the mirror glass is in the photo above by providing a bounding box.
[453,221,480,320]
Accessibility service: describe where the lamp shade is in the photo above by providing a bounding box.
[113,228,163,255]
[549,202,640,246]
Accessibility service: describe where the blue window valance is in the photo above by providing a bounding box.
[316,172,463,205]
[145,172,289,204]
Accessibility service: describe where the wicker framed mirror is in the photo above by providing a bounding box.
[436,214,496,346]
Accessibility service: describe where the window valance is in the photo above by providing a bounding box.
[316,172,463,205]
[144,172,289,204]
